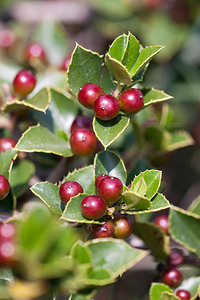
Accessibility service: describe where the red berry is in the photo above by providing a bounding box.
[59,181,83,203]
[167,249,184,267]
[0,137,16,152]
[94,94,120,120]
[0,223,15,241]
[60,55,71,71]
[70,128,96,156]
[78,83,104,109]
[25,43,46,62]
[154,215,169,234]
[0,175,10,200]
[70,116,93,133]
[0,28,15,49]
[97,176,123,205]
[176,290,191,300]
[90,220,114,238]
[0,240,15,266]
[113,217,132,239]
[13,70,36,97]
[95,174,110,189]
[81,195,107,220]
[118,88,144,114]
[162,268,182,287]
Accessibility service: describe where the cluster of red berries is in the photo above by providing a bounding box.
[59,174,132,239]
[78,83,144,120]
[0,175,10,200]
[0,222,16,267]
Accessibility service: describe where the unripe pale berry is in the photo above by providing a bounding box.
[0,223,15,241]
[59,181,83,203]
[94,94,120,120]
[167,249,184,267]
[162,268,182,287]
[25,43,46,62]
[95,174,110,189]
[154,215,169,234]
[60,55,71,71]
[114,217,132,239]
[70,116,93,133]
[78,83,104,109]
[90,220,114,238]
[0,175,10,200]
[81,195,107,220]
[13,70,36,97]
[0,137,16,152]
[176,290,191,300]
[70,128,96,156]
[118,88,144,114]
[97,176,123,205]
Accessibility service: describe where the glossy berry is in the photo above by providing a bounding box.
[154,215,169,234]
[60,55,71,71]
[0,28,15,49]
[78,83,104,109]
[13,70,36,97]
[25,43,46,62]
[70,128,96,156]
[81,195,107,220]
[70,116,93,133]
[0,137,16,152]
[118,88,144,114]
[94,94,120,120]
[114,217,132,239]
[0,241,15,266]
[0,223,15,241]
[0,175,10,200]
[59,181,83,203]
[162,268,182,287]
[97,176,123,205]
[167,249,184,267]
[90,220,114,238]
[95,174,110,189]
[176,290,191,300]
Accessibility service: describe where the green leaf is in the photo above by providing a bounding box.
[10,160,35,198]
[32,19,69,66]
[133,177,147,197]
[30,182,62,215]
[15,125,73,157]
[175,277,200,299]
[108,34,128,62]
[188,196,200,216]
[71,241,91,265]
[122,33,140,72]
[166,131,194,151]
[0,149,17,179]
[61,194,104,224]
[69,290,97,300]
[130,46,164,77]
[33,88,78,136]
[86,239,147,277]
[67,44,102,96]
[126,193,170,215]
[143,88,173,107]
[169,206,200,257]
[64,165,95,195]
[105,53,132,85]
[93,114,130,148]
[145,126,171,150]
[130,170,162,200]
[133,222,170,260]
[122,191,150,210]
[2,88,50,113]
[162,292,179,300]
[94,150,127,184]
[150,283,173,300]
